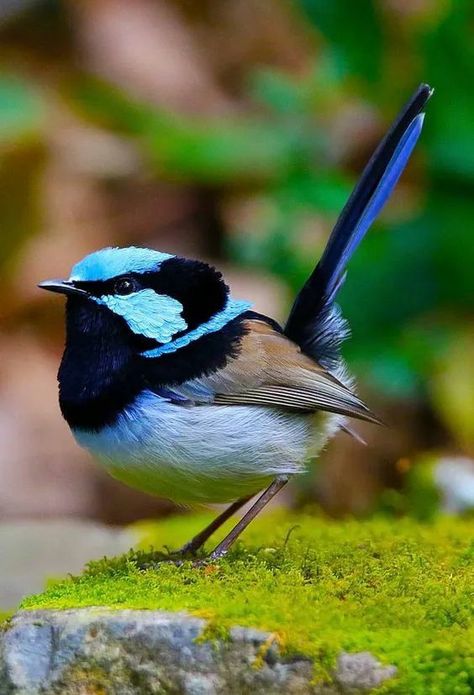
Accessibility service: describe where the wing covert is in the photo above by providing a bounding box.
[178,319,380,424]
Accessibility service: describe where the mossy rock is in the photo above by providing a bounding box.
[1,511,473,693]
[1,608,395,694]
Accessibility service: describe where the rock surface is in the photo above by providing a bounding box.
[0,609,396,694]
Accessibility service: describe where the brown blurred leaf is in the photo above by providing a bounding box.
[0,144,44,283]
[67,0,232,115]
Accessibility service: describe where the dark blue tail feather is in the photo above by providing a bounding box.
[285,84,432,369]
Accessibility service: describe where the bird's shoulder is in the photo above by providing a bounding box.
[169,318,379,424]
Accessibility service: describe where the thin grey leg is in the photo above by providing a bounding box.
[177,495,253,556]
[208,476,289,561]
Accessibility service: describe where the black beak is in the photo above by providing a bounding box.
[37,279,89,297]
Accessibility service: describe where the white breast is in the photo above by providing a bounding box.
[74,390,339,504]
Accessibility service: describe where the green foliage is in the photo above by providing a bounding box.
[423,0,474,182]
[430,330,474,449]
[0,74,45,274]
[0,75,44,146]
[68,78,314,184]
[378,455,442,522]
[299,0,383,83]
[21,512,474,693]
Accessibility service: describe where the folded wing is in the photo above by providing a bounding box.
[175,319,380,424]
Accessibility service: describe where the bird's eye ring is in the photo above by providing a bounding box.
[114,277,136,295]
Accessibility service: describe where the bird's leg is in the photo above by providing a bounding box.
[207,476,289,561]
[176,495,253,556]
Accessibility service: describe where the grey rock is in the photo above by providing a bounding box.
[0,520,136,609]
[335,651,397,692]
[434,455,474,513]
[0,609,397,694]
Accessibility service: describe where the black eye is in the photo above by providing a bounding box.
[114,277,136,295]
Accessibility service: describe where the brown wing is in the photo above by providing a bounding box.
[204,319,380,425]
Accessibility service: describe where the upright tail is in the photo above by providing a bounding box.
[285,83,433,370]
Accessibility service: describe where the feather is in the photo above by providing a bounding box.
[94,289,187,342]
[285,83,433,368]
[141,298,252,358]
[182,319,380,424]
[70,246,173,282]
[214,387,379,424]
[341,424,367,446]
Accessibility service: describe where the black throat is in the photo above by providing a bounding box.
[58,297,247,432]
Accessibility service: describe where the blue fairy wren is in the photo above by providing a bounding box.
[39,85,432,560]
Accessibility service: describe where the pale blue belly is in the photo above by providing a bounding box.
[73,390,333,504]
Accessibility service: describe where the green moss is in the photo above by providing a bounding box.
[52,664,110,695]
[0,611,12,628]
[20,511,474,694]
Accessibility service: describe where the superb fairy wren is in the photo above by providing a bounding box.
[39,85,432,560]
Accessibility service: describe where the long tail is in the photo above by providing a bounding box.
[285,83,433,369]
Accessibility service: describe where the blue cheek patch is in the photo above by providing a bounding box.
[141,298,252,358]
[94,290,187,343]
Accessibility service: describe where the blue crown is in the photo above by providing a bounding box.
[70,246,174,282]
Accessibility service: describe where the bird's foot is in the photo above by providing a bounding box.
[191,548,228,569]
[174,540,200,558]
[132,546,195,570]
[130,542,228,570]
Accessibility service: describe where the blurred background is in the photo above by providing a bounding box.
[1,0,474,535]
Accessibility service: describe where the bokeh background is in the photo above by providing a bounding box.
[1,0,474,527]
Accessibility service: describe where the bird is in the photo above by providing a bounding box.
[39,84,432,561]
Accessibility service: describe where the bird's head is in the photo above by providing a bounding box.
[39,246,251,358]
[39,246,252,429]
